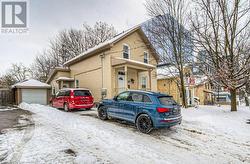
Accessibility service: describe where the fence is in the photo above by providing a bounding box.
[0,89,14,105]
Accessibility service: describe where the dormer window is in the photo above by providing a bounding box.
[144,52,149,63]
[123,44,130,59]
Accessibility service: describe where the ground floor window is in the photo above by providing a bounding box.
[141,76,147,90]
[75,80,79,88]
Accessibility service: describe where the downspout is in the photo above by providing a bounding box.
[100,53,105,100]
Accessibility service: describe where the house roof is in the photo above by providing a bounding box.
[64,25,159,66]
[12,79,51,89]
[46,67,70,83]
[157,66,179,79]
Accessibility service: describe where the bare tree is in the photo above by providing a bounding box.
[30,50,55,82]
[145,0,192,108]
[0,63,30,87]
[82,22,117,48]
[32,21,116,81]
[49,21,116,67]
[191,0,250,111]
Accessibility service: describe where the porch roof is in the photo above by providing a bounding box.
[55,77,74,82]
[111,57,156,69]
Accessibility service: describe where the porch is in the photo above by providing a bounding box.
[53,77,75,94]
[111,57,156,96]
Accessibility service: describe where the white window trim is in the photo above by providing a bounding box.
[123,44,130,59]
[143,51,149,63]
[140,76,148,89]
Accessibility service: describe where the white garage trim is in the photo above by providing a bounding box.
[21,89,47,105]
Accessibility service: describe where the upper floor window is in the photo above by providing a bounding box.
[144,52,149,63]
[123,44,130,59]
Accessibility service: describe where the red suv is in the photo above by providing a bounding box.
[51,88,94,112]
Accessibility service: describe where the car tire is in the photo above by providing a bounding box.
[64,103,70,112]
[85,108,91,110]
[136,114,153,134]
[98,106,108,120]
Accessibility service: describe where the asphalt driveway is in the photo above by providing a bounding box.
[0,106,31,134]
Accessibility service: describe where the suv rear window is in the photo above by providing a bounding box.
[74,90,91,96]
[158,96,177,105]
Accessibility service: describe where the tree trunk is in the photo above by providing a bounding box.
[230,89,237,112]
[180,71,187,108]
[245,96,249,106]
[244,92,249,106]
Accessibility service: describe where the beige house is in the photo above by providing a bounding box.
[47,26,159,102]
[157,66,214,106]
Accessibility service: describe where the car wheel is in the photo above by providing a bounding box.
[136,114,153,134]
[98,106,108,120]
[64,103,70,112]
[85,108,91,110]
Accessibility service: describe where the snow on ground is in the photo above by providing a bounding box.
[0,103,250,164]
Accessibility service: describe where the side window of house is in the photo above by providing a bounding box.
[144,52,149,63]
[117,92,130,101]
[75,80,79,88]
[123,44,130,59]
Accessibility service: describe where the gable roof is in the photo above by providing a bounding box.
[64,26,159,66]
[46,67,70,83]
[12,79,51,89]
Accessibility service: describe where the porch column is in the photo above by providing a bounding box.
[148,69,152,91]
[124,65,128,90]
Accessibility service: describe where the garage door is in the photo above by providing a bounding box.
[22,89,47,105]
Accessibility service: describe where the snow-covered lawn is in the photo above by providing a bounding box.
[0,103,250,164]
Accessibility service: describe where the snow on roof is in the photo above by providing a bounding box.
[194,76,208,85]
[157,66,179,79]
[55,77,74,81]
[64,25,140,66]
[12,79,51,88]
[113,57,156,68]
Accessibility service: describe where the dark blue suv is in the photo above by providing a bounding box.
[97,90,182,133]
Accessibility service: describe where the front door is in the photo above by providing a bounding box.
[118,71,125,93]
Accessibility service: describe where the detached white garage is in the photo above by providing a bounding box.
[12,79,51,105]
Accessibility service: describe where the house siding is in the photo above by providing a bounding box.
[48,29,158,102]
[157,78,181,104]
[111,31,157,66]
[110,31,157,92]
[50,71,71,94]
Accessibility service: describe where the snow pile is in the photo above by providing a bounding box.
[1,103,250,163]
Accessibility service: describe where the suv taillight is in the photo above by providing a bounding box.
[157,107,170,113]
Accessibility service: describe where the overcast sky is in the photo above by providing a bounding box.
[0,0,148,75]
